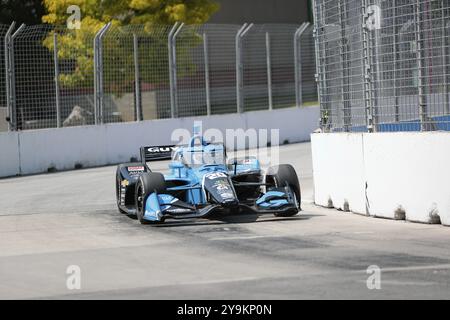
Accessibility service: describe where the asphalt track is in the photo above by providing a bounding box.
[1,142,450,299]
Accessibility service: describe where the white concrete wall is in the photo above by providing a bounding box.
[0,106,319,178]
[0,132,20,177]
[311,133,366,214]
[0,108,8,132]
[312,132,450,226]
[245,106,319,144]
[18,126,109,175]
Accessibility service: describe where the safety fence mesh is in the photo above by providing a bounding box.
[1,22,317,131]
[314,0,450,132]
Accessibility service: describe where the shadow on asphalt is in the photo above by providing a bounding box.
[147,213,324,228]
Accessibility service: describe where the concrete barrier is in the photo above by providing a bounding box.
[19,126,109,175]
[312,132,450,226]
[0,106,319,178]
[245,106,319,144]
[0,108,8,132]
[0,132,20,178]
[311,133,366,214]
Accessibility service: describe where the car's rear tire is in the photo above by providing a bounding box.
[266,164,301,217]
[135,172,166,224]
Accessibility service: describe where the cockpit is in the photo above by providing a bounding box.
[172,143,226,169]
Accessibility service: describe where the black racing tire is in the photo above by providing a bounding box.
[266,164,301,217]
[115,167,127,214]
[135,172,166,224]
[116,163,150,215]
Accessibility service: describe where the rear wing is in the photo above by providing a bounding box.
[140,145,176,162]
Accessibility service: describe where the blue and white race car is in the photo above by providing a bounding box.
[115,135,301,224]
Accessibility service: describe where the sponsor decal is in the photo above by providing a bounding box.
[141,145,176,161]
[166,208,193,214]
[128,166,144,171]
[147,146,176,153]
[121,179,129,187]
[213,180,230,191]
[203,172,236,201]
[159,194,175,203]
[220,192,235,199]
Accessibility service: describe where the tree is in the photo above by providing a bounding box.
[42,0,219,89]
[42,0,219,26]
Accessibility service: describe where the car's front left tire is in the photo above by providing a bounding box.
[115,168,127,214]
[135,172,166,224]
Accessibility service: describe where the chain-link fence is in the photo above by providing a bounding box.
[3,24,102,130]
[1,22,317,132]
[314,0,450,132]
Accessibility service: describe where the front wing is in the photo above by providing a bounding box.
[141,186,299,222]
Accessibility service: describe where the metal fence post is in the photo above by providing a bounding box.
[93,23,111,125]
[168,22,180,118]
[203,32,211,116]
[442,1,449,115]
[371,1,382,132]
[446,21,450,115]
[294,23,310,108]
[172,23,184,118]
[4,22,15,131]
[93,26,100,125]
[235,23,247,114]
[362,0,374,132]
[265,31,273,110]
[236,23,253,113]
[53,32,61,128]
[338,0,352,132]
[393,0,400,123]
[9,24,25,131]
[133,33,142,121]
[399,20,414,123]
[415,0,428,131]
[99,23,110,124]
[313,2,323,128]
[314,1,331,131]
[93,30,99,125]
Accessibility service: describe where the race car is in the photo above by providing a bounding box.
[115,134,301,224]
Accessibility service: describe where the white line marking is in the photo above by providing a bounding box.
[173,277,261,286]
[358,280,437,286]
[352,264,450,274]
[376,264,450,273]
[351,231,375,234]
[209,235,284,241]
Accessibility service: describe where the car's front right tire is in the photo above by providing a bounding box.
[266,164,301,217]
[135,172,166,224]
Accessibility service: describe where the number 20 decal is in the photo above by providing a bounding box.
[206,172,227,180]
